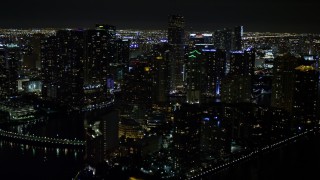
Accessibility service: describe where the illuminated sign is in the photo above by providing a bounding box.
[202,49,216,52]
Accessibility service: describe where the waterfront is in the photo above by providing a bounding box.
[0,116,319,180]
[0,140,85,179]
[0,113,86,179]
[0,110,92,179]
[204,132,320,180]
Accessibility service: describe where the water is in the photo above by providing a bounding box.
[5,113,86,140]
[1,112,320,180]
[205,133,320,180]
[0,140,85,179]
[0,113,86,180]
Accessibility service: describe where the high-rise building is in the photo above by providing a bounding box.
[86,108,120,165]
[0,44,21,98]
[84,29,115,109]
[114,39,130,65]
[95,24,116,40]
[152,51,170,104]
[41,27,117,110]
[168,15,185,93]
[271,54,301,113]
[22,33,44,69]
[168,15,185,45]
[201,105,231,159]
[292,65,319,128]
[54,29,85,109]
[173,104,202,174]
[233,26,243,50]
[195,44,227,98]
[185,49,204,104]
[184,45,227,103]
[229,49,255,76]
[221,48,255,103]
[119,57,153,123]
[0,47,6,98]
[214,28,232,52]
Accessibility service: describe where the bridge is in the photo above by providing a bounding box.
[0,128,85,147]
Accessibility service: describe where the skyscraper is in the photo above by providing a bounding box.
[84,29,115,109]
[195,44,227,98]
[185,49,204,104]
[221,48,255,103]
[214,28,232,52]
[152,50,170,104]
[233,26,243,50]
[95,24,116,40]
[168,15,185,93]
[173,104,202,174]
[271,54,301,113]
[168,15,185,45]
[41,35,60,99]
[292,65,318,128]
[0,44,21,98]
[41,27,117,110]
[201,105,230,159]
[86,108,120,165]
[53,29,85,109]
[0,47,6,98]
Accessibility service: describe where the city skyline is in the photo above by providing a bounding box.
[1,0,319,33]
[1,12,320,179]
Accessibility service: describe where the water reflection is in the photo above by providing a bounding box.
[0,139,85,179]
[0,140,83,159]
[0,111,110,179]
[3,113,85,141]
[203,134,320,180]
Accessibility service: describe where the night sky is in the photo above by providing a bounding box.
[1,0,319,33]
